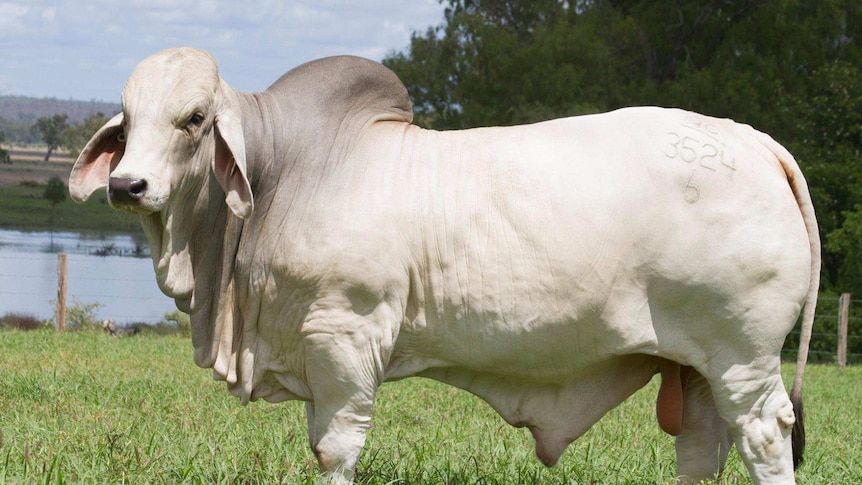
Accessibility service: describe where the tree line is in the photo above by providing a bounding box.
[383,0,862,300]
[0,95,119,162]
[0,112,110,163]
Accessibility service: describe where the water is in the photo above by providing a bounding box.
[0,229,177,324]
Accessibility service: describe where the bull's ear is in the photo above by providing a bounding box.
[69,113,125,202]
[213,103,253,219]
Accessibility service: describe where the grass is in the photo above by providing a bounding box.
[0,331,859,484]
[0,153,141,234]
[0,182,141,234]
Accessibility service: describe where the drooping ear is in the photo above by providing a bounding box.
[69,113,125,202]
[212,91,253,219]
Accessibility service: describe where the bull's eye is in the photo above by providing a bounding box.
[117,132,126,143]
[188,112,205,128]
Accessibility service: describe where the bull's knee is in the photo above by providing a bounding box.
[308,410,367,484]
[311,439,359,484]
[714,372,796,484]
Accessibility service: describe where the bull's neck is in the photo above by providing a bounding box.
[231,89,282,196]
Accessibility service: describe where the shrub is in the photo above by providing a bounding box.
[118,312,190,337]
[0,312,45,330]
[162,310,191,336]
[55,297,103,331]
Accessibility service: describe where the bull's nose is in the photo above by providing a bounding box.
[108,177,148,206]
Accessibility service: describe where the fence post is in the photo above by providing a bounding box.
[837,292,850,368]
[56,253,67,333]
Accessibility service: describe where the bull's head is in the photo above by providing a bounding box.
[69,47,252,312]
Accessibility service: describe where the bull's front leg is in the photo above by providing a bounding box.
[302,309,392,484]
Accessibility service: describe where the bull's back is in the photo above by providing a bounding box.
[373,108,809,379]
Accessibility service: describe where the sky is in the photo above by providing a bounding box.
[0,0,446,102]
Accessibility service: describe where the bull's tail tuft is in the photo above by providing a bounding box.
[791,394,805,469]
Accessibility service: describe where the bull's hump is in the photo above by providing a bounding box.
[264,55,412,126]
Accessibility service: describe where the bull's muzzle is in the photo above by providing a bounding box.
[108,177,148,207]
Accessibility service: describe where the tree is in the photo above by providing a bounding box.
[385,1,862,131]
[31,114,70,161]
[64,112,110,159]
[0,130,9,164]
[43,175,67,228]
[384,0,621,129]
[793,61,862,294]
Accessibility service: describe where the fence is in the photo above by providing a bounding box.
[782,294,862,366]
[0,250,175,326]
[5,252,861,365]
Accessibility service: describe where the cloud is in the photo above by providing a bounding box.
[0,0,445,100]
[0,3,30,36]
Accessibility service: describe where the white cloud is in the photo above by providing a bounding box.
[128,0,192,8]
[0,2,28,17]
[0,0,445,100]
[0,2,31,36]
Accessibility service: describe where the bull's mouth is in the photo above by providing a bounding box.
[108,196,165,215]
[115,204,156,216]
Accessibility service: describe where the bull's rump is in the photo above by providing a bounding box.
[388,107,811,380]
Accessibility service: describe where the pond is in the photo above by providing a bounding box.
[0,229,177,325]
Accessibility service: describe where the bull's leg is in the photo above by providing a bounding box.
[708,357,797,485]
[675,370,733,483]
[303,332,382,484]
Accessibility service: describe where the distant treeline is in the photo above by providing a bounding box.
[0,95,120,145]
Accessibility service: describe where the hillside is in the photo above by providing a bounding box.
[0,95,120,123]
[0,95,121,144]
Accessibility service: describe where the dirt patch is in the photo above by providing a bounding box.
[8,148,73,163]
[1,147,74,188]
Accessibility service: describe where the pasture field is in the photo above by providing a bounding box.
[0,177,140,235]
[0,148,140,233]
[0,183,139,234]
[0,148,72,189]
[0,330,859,484]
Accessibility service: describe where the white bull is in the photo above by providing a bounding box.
[69,47,819,484]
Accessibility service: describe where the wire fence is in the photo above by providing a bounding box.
[0,251,176,325]
[2,250,860,365]
[781,295,862,366]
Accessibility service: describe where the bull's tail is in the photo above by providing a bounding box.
[755,130,821,469]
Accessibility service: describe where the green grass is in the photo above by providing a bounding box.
[0,184,141,234]
[0,330,859,484]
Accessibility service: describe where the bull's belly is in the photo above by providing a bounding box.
[385,224,811,385]
[385,286,659,383]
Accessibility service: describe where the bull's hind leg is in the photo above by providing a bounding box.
[675,370,733,483]
[708,356,797,485]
